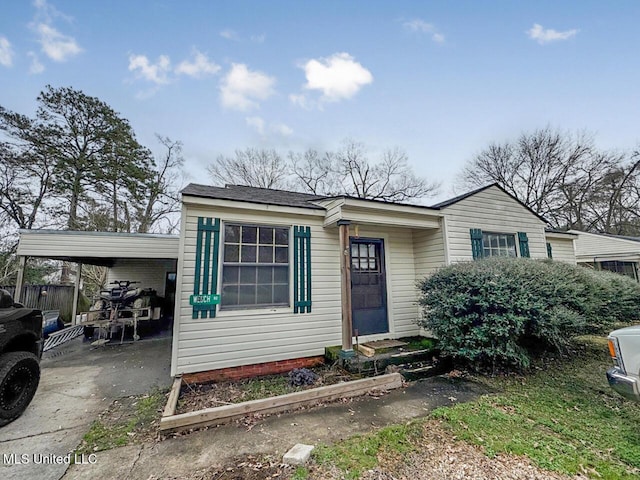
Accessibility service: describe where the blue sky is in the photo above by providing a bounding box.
[1,0,640,202]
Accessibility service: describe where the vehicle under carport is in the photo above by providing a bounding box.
[15,230,179,346]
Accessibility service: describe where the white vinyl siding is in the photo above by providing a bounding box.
[545,237,576,264]
[174,204,343,375]
[441,186,547,262]
[106,259,177,297]
[571,230,640,262]
[413,227,446,280]
[17,230,179,259]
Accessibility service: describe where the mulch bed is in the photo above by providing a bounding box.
[176,364,360,415]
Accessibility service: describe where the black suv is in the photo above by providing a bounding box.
[0,289,43,426]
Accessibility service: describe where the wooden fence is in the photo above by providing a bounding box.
[0,285,75,322]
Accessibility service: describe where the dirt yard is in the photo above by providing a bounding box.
[154,420,579,480]
[177,365,358,414]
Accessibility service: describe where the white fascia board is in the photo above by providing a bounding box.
[181,195,325,217]
[323,202,441,229]
[545,232,579,240]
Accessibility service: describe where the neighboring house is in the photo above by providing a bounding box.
[570,230,640,281]
[15,183,578,379]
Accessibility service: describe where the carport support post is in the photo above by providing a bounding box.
[72,262,82,325]
[14,256,27,303]
[338,220,354,357]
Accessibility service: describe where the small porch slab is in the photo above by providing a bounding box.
[356,339,408,357]
[325,336,450,380]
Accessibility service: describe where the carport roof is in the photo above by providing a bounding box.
[17,229,179,266]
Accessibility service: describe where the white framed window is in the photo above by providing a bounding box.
[221,224,289,309]
[600,261,638,281]
[482,232,517,258]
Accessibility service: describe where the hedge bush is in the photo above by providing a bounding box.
[417,257,640,372]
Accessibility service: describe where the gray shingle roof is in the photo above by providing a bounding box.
[430,183,498,208]
[181,184,327,209]
[431,183,549,225]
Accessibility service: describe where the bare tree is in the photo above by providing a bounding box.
[288,139,440,202]
[459,128,593,219]
[208,148,290,190]
[288,149,340,195]
[81,264,108,299]
[459,127,640,234]
[0,125,57,232]
[135,135,184,233]
[208,140,439,203]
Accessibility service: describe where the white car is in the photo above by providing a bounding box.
[607,325,640,402]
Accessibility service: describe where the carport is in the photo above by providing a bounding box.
[15,230,180,325]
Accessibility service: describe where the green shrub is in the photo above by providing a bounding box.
[417,258,640,372]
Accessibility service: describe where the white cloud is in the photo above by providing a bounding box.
[33,0,72,23]
[402,19,445,43]
[27,51,44,74]
[251,34,266,44]
[300,52,373,102]
[289,93,311,109]
[34,23,82,61]
[30,1,82,62]
[175,50,220,78]
[246,117,293,137]
[272,123,293,136]
[432,32,445,44]
[246,116,265,135]
[128,54,171,85]
[220,63,276,111]
[0,36,14,67]
[220,29,239,41]
[527,23,578,45]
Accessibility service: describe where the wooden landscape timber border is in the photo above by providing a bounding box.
[163,376,183,418]
[159,372,404,433]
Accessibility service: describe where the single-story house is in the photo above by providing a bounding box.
[569,230,640,281]
[15,183,577,380]
[171,183,576,379]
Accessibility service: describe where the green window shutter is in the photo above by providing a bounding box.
[293,226,312,313]
[192,217,220,319]
[546,242,553,259]
[470,228,483,260]
[518,232,530,258]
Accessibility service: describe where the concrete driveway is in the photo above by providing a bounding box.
[0,334,172,480]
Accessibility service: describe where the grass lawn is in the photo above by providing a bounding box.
[75,389,166,455]
[306,336,640,479]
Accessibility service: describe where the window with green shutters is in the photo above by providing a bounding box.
[192,217,220,319]
[546,242,553,259]
[470,229,529,259]
[517,232,530,258]
[470,228,484,260]
[221,224,289,309]
[293,226,312,313]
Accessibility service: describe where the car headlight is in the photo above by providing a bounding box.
[608,336,627,374]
